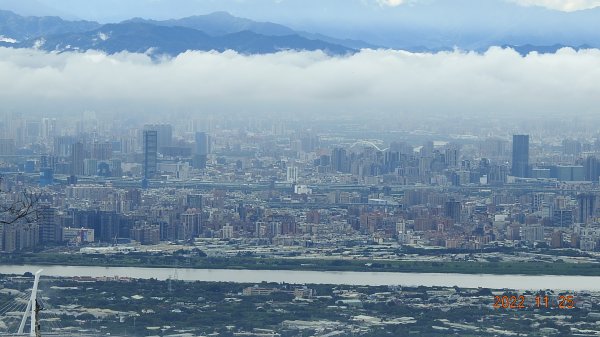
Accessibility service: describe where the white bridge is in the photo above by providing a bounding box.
[1,270,109,337]
[18,269,43,337]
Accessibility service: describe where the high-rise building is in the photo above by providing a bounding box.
[444,200,462,223]
[130,223,160,245]
[98,211,120,243]
[181,211,202,238]
[25,120,41,141]
[552,209,573,227]
[562,139,582,156]
[110,159,123,177]
[287,166,299,183]
[41,118,57,140]
[0,139,15,155]
[143,130,158,180]
[70,142,85,176]
[91,142,113,160]
[299,133,319,153]
[144,124,173,151]
[187,194,203,209]
[511,135,529,178]
[331,147,349,173]
[39,167,54,186]
[551,230,565,248]
[195,132,211,156]
[54,135,76,157]
[585,156,599,182]
[38,204,60,244]
[83,158,98,176]
[445,145,460,168]
[577,193,596,224]
[522,224,544,242]
[1,223,39,252]
[193,132,211,169]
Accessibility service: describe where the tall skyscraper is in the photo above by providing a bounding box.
[0,139,15,155]
[577,193,596,224]
[54,135,76,157]
[144,124,173,151]
[83,158,98,176]
[195,132,211,156]
[511,135,529,178]
[287,166,299,183]
[143,130,158,180]
[193,132,211,169]
[91,142,113,160]
[38,204,60,243]
[41,118,57,140]
[444,199,462,223]
[331,147,349,173]
[585,156,599,182]
[70,142,85,176]
[444,145,460,168]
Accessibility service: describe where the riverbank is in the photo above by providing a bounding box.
[2,252,600,276]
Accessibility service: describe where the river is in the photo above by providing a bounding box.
[1,265,599,291]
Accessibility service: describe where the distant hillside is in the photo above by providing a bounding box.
[12,22,355,55]
[501,44,595,56]
[0,8,597,55]
[124,11,378,50]
[0,9,99,41]
[124,11,296,37]
[0,10,357,55]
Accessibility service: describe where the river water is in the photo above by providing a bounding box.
[1,264,598,291]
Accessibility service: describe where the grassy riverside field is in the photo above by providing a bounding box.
[2,252,600,275]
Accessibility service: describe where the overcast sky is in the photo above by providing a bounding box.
[1,47,599,120]
[37,0,600,18]
[36,0,600,20]
[2,0,600,22]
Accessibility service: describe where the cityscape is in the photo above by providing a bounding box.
[2,117,600,256]
[2,0,600,336]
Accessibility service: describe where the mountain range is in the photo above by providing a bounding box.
[0,9,98,41]
[0,10,361,55]
[0,8,598,56]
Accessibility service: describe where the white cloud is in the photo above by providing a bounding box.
[510,0,600,11]
[0,47,599,121]
[376,0,406,7]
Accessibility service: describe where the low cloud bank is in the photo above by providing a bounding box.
[1,47,599,120]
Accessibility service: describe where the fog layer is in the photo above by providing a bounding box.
[1,47,599,120]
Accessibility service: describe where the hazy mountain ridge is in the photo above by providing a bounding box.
[0,8,598,56]
[125,12,379,49]
[0,9,99,41]
[9,21,354,56]
[124,11,297,37]
[499,43,595,55]
[0,10,356,55]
